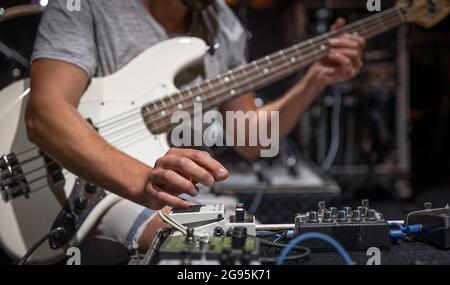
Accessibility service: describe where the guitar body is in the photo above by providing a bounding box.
[0,37,209,263]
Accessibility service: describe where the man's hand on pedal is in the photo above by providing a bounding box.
[143,148,229,210]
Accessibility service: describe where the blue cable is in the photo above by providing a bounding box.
[389,223,422,238]
[275,232,354,265]
[405,224,422,234]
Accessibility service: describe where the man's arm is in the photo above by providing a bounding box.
[26,59,228,209]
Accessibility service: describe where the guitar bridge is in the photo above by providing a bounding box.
[0,154,30,202]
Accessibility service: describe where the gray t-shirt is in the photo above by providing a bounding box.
[32,0,247,79]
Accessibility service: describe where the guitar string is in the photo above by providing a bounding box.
[2,4,427,187]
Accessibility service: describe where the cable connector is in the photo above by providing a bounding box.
[389,222,422,239]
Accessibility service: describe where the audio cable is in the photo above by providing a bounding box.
[275,232,353,265]
[17,227,66,265]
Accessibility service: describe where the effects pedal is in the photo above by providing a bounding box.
[156,227,260,265]
[405,202,450,248]
[142,204,259,265]
[294,199,391,251]
[169,204,256,237]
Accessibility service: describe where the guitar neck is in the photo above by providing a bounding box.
[143,5,408,134]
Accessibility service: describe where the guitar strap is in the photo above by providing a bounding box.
[182,0,220,54]
[181,0,214,11]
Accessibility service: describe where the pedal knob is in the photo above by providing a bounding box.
[352,210,361,222]
[337,210,347,222]
[424,202,432,210]
[323,211,333,223]
[365,209,377,221]
[357,206,366,216]
[186,228,194,243]
[329,207,338,217]
[308,211,319,223]
[231,227,247,249]
[344,206,352,217]
[74,195,87,213]
[235,207,245,222]
[318,201,326,211]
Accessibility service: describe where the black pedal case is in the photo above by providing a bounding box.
[294,201,391,251]
[406,204,450,249]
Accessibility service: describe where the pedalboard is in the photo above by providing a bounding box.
[294,199,391,251]
[405,203,450,248]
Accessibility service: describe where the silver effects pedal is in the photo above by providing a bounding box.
[169,203,256,237]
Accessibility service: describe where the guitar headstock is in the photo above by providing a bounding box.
[398,0,450,28]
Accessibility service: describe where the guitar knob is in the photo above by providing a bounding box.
[74,195,87,213]
[63,212,75,226]
[84,182,97,194]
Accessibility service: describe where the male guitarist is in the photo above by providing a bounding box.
[25,0,365,258]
